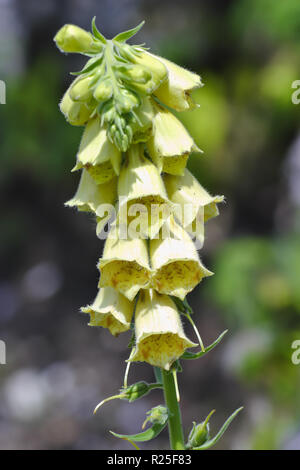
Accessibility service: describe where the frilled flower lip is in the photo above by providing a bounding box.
[81,287,134,336]
[65,170,117,214]
[149,216,213,299]
[151,259,213,300]
[98,259,152,301]
[131,332,197,370]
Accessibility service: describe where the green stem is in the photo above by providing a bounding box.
[161,369,185,450]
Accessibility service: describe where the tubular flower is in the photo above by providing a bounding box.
[65,169,117,214]
[117,143,173,238]
[146,101,201,175]
[98,223,152,301]
[81,286,134,336]
[150,216,213,300]
[130,289,197,370]
[72,116,122,184]
[164,169,224,247]
[153,55,203,111]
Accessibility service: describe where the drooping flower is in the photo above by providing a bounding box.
[81,286,134,336]
[153,54,203,112]
[150,216,213,300]
[130,289,197,370]
[98,223,152,301]
[146,101,201,175]
[72,116,122,184]
[164,169,224,247]
[65,169,117,214]
[117,143,173,238]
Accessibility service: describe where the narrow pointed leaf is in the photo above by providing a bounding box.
[113,21,145,43]
[181,330,228,360]
[110,420,167,443]
[193,407,243,450]
[70,56,103,76]
[91,17,107,44]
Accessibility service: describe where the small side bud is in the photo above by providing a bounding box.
[69,75,95,102]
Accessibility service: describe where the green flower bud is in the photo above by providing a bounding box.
[186,421,210,449]
[115,89,140,114]
[54,24,101,54]
[126,65,152,84]
[145,405,168,426]
[69,75,95,102]
[93,79,113,102]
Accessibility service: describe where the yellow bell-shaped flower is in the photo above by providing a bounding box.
[117,144,173,239]
[81,287,134,336]
[65,169,117,214]
[72,116,122,184]
[164,169,224,248]
[150,216,213,300]
[130,289,197,370]
[146,101,201,175]
[98,223,152,301]
[153,55,203,111]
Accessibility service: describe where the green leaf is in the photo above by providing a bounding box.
[110,421,167,443]
[181,330,228,360]
[193,407,243,450]
[91,17,107,44]
[70,56,103,76]
[113,21,145,43]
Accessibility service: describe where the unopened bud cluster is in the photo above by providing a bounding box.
[55,19,223,371]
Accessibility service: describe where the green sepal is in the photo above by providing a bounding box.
[170,360,182,373]
[171,296,194,315]
[70,56,103,76]
[113,21,145,43]
[192,407,243,450]
[181,330,228,360]
[91,17,107,44]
